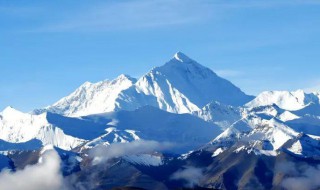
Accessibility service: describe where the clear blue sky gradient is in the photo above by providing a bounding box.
[1,0,320,111]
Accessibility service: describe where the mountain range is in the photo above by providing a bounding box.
[1,52,320,190]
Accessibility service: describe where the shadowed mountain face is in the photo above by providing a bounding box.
[1,53,320,189]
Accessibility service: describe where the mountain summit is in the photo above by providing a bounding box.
[173,51,193,62]
[41,52,254,116]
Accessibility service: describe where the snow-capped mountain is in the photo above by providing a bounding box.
[120,52,253,112]
[40,52,253,117]
[4,53,320,158]
[246,90,320,111]
[1,52,320,189]
[203,95,320,159]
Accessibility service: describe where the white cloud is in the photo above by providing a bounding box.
[89,140,172,165]
[170,166,204,187]
[278,162,320,190]
[0,149,65,190]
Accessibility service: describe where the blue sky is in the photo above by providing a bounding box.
[1,0,320,112]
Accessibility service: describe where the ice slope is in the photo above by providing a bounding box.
[39,52,253,117]
[246,90,320,111]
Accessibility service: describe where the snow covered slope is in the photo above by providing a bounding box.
[117,52,253,113]
[81,106,223,153]
[203,99,320,158]
[0,105,222,153]
[0,107,85,150]
[246,90,320,111]
[194,101,242,129]
[40,74,137,116]
[39,52,253,117]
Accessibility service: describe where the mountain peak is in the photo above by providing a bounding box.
[115,74,136,83]
[1,106,26,119]
[2,106,18,114]
[41,52,253,116]
[173,51,192,63]
[246,90,320,111]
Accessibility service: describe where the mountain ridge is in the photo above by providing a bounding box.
[36,52,254,117]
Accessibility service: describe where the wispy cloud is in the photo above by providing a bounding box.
[29,0,320,33]
[32,0,213,33]
[277,161,320,190]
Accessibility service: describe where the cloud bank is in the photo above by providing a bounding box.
[277,161,320,190]
[0,149,64,190]
[170,166,204,187]
[89,140,172,165]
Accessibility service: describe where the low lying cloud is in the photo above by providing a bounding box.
[0,149,64,190]
[277,162,320,190]
[170,166,204,188]
[89,140,172,165]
